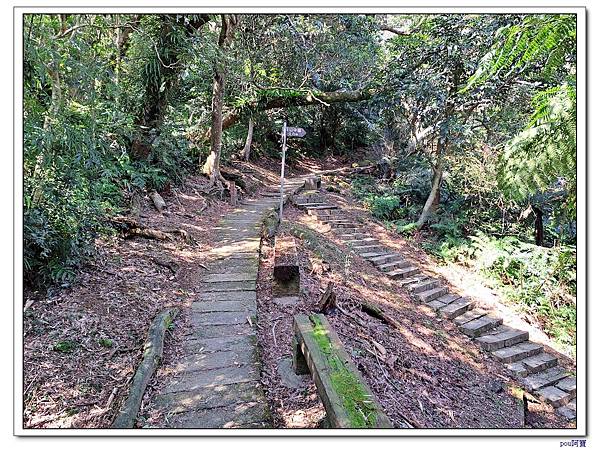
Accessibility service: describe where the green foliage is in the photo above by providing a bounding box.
[23,14,200,288]
[463,14,576,91]
[98,338,114,348]
[53,340,77,353]
[498,83,576,218]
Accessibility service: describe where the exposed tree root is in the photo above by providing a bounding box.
[111,216,196,244]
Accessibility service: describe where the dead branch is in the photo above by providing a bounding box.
[317,281,337,313]
[316,165,375,177]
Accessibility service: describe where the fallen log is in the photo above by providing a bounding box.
[112,308,178,428]
[111,216,195,244]
[360,301,404,331]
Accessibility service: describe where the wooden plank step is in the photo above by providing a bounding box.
[476,328,529,351]
[409,279,441,294]
[292,314,393,428]
[459,315,503,338]
[377,260,411,272]
[388,266,420,279]
[492,341,543,363]
[439,297,472,319]
[415,286,448,303]
[522,366,569,392]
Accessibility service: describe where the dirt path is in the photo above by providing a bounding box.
[141,178,306,428]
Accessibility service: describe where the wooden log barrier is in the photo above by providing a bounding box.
[292,314,393,428]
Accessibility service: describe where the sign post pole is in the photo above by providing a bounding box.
[279,121,287,220]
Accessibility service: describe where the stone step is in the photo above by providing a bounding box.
[397,275,429,287]
[426,294,461,311]
[453,309,487,326]
[475,328,529,351]
[359,251,389,259]
[409,279,441,294]
[191,311,253,327]
[522,366,569,392]
[459,315,503,338]
[329,222,357,228]
[439,297,472,319]
[377,259,412,272]
[199,280,257,292]
[492,341,543,363]
[415,286,448,303]
[535,386,572,408]
[555,376,576,396]
[338,233,370,240]
[192,300,256,314]
[346,238,380,246]
[519,352,558,375]
[556,399,576,420]
[201,273,257,283]
[368,253,404,265]
[352,244,386,253]
[153,381,264,416]
[304,204,339,210]
[388,266,420,280]
[333,227,363,234]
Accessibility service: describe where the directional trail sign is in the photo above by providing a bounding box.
[286,127,306,138]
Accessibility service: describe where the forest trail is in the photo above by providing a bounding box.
[145,178,306,428]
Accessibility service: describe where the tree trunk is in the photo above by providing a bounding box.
[43,64,61,130]
[196,87,379,143]
[242,117,254,161]
[533,206,544,246]
[206,69,225,185]
[201,14,237,186]
[416,140,444,230]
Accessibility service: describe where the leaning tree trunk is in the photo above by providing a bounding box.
[204,68,226,186]
[242,117,254,161]
[201,14,237,186]
[416,140,445,230]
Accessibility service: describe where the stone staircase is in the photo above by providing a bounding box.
[294,190,577,422]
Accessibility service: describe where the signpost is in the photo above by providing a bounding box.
[279,123,306,219]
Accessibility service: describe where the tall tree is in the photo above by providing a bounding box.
[202,14,238,187]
